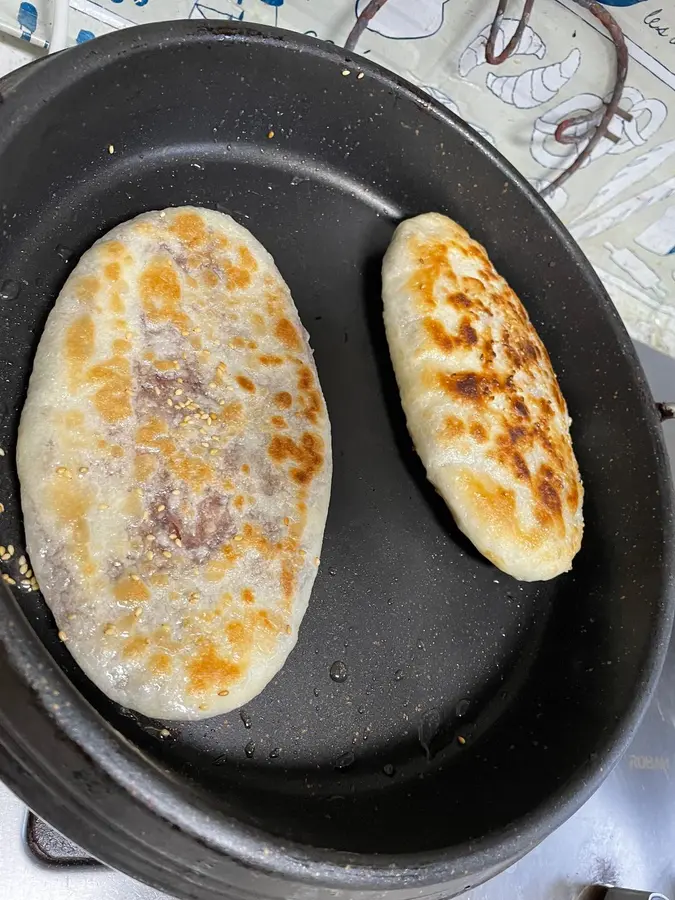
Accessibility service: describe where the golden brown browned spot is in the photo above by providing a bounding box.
[48,480,95,577]
[406,238,454,309]
[150,652,172,676]
[62,410,84,429]
[169,211,207,248]
[295,364,322,424]
[154,359,179,372]
[268,432,324,486]
[87,355,132,424]
[302,391,321,423]
[239,523,276,558]
[140,257,190,332]
[136,417,175,455]
[457,470,535,545]
[103,241,125,258]
[275,317,301,350]
[112,338,131,355]
[202,270,219,288]
[423,316,455,352]
[104,262,121,283]
[233,495,245,511]
[114,576,151,604]
[465,241,489,262]
[205,558,230,582]
[535,465,563,521]
[438,372,497,405]
[241,463,250,475]
[446,291,471,308]
[567,480,580,512]
[271,416,287,429]
[256,609,282,635]
[169,453,212,490]
[274,392,292,409]
[65,314,95,388]
[222,246,257,291]
[470,422,488,443]
[236,375,255,393]
[218,401,244,428]
[280,559,296,606]
[442,415,466,440]
[238,246,257,275]
[110,444,124,459]
[513,398,530,418]
[457,317,478,347]
[109,291,124,315]
[242,588,255,604]
[187,639,241,695]
[135,453,157,481]
[233,608,282,652]
[462,276,484,295]
[123,636,149,659]
[259,354,284,366]
[74,276,100,305]
[297,365,313,392]
[523,341,539,362]
[512,453,530,480]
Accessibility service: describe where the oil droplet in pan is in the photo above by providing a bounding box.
[0,279,20,301]
[334,751,355,770]
[418,708,441,761]
[330,660,348,683]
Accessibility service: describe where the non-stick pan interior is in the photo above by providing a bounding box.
[0,22,672,876]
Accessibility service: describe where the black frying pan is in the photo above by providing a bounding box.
[0,21,673,900]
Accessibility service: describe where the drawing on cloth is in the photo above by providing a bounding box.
[189,0,244,20]
[486,49,581,109]
[354,0,448,40]
[458,17,545,78]
[636,207,675,256]
[259,0,282,25]
[529,178,569,213]
[531,88,668,171]
[16,1,37,38]
[604,242,667,296]
[573,139,675,222]
[571,176,675,241]
[592,264,672,354]
[619,89,669,151]
[422,84,459,116]
[421,84,495,145]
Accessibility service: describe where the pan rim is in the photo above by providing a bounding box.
[0,18,674,895]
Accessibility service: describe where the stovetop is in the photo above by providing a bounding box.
[1,341,674,900]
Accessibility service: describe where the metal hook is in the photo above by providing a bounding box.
[542,0,630,196]
[485,0,536,65]
[344,0,390,53]
[344,0,631,199]
[657,403,675,423]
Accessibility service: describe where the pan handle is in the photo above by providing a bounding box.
[657,403,674,422]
